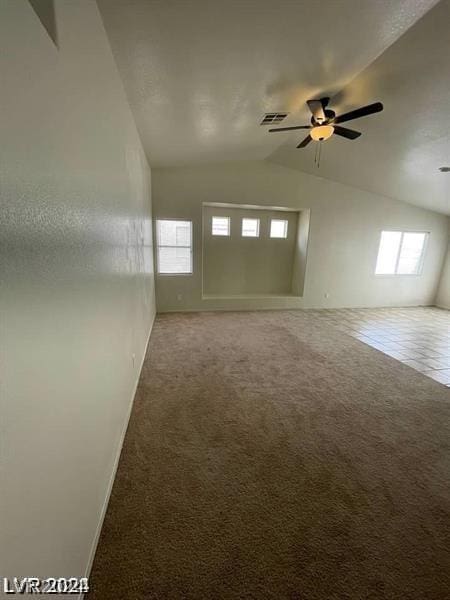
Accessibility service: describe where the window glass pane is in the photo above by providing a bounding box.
[375,231,401,274]
[397,232,426,275]
[158,220,191,247]
[212,216,230,236]
[156,220,192,274]
[270,219,288,238]
[242,218,260,237]
[176,223,191,246]
[158,247,192,274]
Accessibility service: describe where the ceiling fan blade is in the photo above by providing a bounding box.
[334,102,383,124]
[307,98,328,123]
[297,135,312,148]
[333,125,361,140]
[268,125,310,132]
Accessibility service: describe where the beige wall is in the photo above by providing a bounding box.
[436,230,450,309]
[0,0,155,589]
[203,205,300,296]
[152,161,448,312]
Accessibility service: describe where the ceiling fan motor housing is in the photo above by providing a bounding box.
[312,108,335,126]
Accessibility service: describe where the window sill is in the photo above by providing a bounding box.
[374,273,423,277]
[157,272,193,277]
[202,293,300,300]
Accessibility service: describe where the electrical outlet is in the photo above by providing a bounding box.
[324,293,330,299]
[177,294,182,301]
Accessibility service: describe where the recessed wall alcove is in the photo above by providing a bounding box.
[202,203,310,299]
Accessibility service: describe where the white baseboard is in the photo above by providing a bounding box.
[79,311,156,599]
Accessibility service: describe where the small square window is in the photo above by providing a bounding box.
[242,218,260,237]
[212,216,230,236]
[270,219,288,238]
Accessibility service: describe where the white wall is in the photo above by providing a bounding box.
[0,0,155,592]
[152,161,448,312]
[436,230,450,309]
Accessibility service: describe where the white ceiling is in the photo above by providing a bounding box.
[98,0,449,215]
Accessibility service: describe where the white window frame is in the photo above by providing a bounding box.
[375,230,429,276]
[211,216,231,237]
[156,219,193,275]
[241,218,260,238]
[270,219,288,239]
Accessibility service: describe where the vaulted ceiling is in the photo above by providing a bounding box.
[98,0,450,215]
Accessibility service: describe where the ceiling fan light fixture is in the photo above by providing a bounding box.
[310,124,334,141]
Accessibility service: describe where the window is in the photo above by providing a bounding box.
[270,219,288,238]
[375,230,427,275]
[156,220,192,274]
[212,216,230,236]
[242,218,260,237]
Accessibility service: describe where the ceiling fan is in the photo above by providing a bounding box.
[268,97,383,148]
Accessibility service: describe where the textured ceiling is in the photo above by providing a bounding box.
[98,0,449,215]
[268,0,450,215]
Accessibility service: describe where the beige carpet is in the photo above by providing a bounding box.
[88,310,450,599]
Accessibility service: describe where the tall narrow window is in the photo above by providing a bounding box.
[375,231,402,275]
[212,216,230,236]
[242,218,260,237]
[270,219,288,238]
[397,232,427,274]
[156,220,192,274]
[375,230,427,275]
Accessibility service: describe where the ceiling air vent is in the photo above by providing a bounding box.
[260,113,288,125]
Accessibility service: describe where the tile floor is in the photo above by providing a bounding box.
[309,306,450,388]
